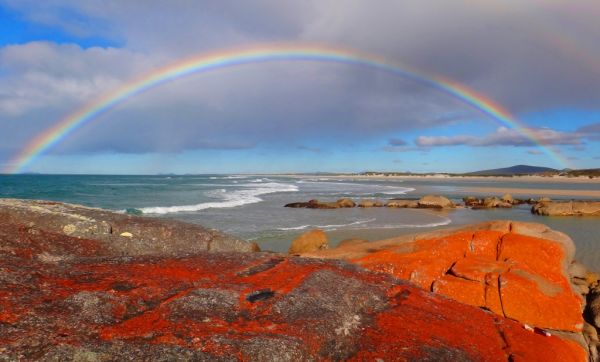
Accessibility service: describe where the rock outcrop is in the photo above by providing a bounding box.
[286,195,454,210]
[417,195,454,209]
[532,201,600,216]
[357,199,383,207]
[385,199,419,208]
[570,263,600,359]
[481,196,513,208]
[0,200,589,360]
[284,198,355,209]
[463,194,537,209]
[1,250,586,361]
[0,198,255,257]
[304,221,589,358]
[502,193,514,203]
[288,229,328,254]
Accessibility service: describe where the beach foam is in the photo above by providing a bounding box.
[209,175,248,180]
[296,180,414,195]
[277,218,377,231]
[277,216,451,231]
[373,218,452,229]
[139,182,298,214]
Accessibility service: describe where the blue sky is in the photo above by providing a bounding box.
[0,0,599,174]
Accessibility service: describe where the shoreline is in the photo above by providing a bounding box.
[269,173,600,184]
[462,187,600,198]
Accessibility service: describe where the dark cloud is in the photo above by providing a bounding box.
[0,0,599,164]
[297,145,323,153]
[577,122,600,134]
[3,0,600,112]
[388,138,407,146]
[383,146,428,153]
[416,127,583,147]
[578,122,600,141]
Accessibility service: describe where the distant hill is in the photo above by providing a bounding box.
[465,165,559,176]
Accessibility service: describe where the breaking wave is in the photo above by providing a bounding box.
[138,182,298,214]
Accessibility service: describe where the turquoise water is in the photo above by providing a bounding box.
[1,174,598,270]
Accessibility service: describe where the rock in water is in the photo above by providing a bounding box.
[385,199,419,208]
[358,200,383,208]
[481,197,512,208]
[502,193,514,204]
[532,201,600,216]
[336,198,356,208]
[417,195,454,209]
[463,196,480,207]
[288,229,329,254]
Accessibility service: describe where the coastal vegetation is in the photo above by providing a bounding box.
[360,164,600,178]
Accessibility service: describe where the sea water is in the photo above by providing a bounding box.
[1,174,598,270]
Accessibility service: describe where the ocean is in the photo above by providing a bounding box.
[1,174,598,270]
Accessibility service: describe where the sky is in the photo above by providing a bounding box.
[0,0,599,174]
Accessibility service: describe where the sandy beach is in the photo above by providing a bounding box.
[276,173,600,184]
[463,187,600,198]
[271,174,600,198]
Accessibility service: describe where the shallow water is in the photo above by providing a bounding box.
[1,174,598,270]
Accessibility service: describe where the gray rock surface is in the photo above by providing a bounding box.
[0,198,255,257]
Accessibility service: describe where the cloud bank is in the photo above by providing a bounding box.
[416,127,584,148]
[0,0,599,171]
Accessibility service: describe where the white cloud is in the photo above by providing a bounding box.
[0,42,156,115]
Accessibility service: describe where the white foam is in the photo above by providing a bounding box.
[277,217,451,231]
[277,218,376,231]
[296,180,414,195]
[225,175,248,179]
[209,175,247,180]
[368,218,452,229]
[139,182,298,214]
[379,187,416,195]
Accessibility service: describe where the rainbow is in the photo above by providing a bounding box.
[5,43,568,173]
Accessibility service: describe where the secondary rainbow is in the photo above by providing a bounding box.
[5,43,569,173]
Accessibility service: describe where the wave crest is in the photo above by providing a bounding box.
[138,182,298,214]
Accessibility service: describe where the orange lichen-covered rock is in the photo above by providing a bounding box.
[338,222,584,334]
[0,202,588,360]
[0,251,586,361]
[450,257,510,282]
[432,275,486,307]
[500,269,584,331]
[469,230,503,259]
[355,231,471,290]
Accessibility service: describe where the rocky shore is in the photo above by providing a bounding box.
[0,198,597,360]
[285,194,600,216]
